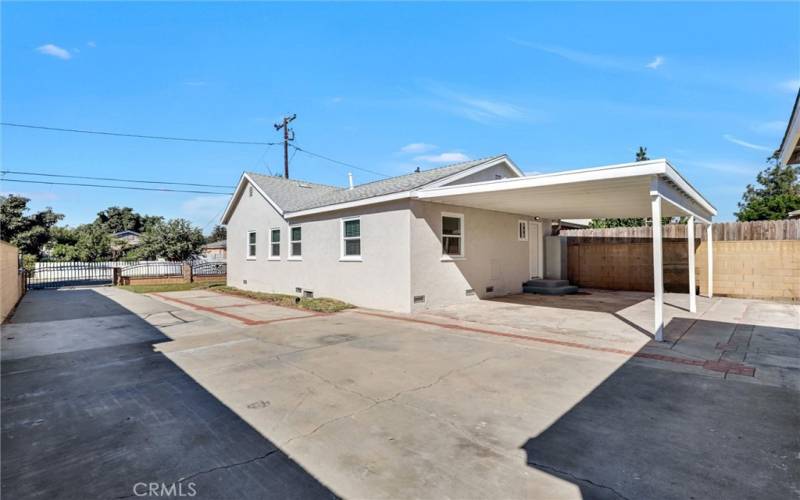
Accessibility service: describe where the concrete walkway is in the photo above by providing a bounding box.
[2,287,798,499]
[1,288,334,500]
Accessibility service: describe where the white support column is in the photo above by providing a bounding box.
[706,223,714,298]
[651,195,664,341]
[687,216,696,313]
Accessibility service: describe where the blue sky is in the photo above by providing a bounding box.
[2,2,798,231]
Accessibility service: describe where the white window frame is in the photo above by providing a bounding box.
[441,212,465,261]
[246,230,257,260]
[340,217,362,262]
[288,225,302,260]
[268,227,281,260]
[518,220,528,241]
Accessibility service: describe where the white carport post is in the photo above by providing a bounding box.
[687,216,696,313]
[651,193,664,341]
[706,223,714,298]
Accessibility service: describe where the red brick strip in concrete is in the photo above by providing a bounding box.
[355,310,756,377]
[150,293,322,327]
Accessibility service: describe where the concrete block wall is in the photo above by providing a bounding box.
[0,241,24,322]
[696,240,800,301]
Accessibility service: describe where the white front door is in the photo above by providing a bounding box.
[529,221,542,279]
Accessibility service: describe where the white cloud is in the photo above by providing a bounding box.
[36,44,71,60]
[183,80,207,86]
[681,159,760,176]
[751,120,786,135]
[777,79,800,92]
[511,39,627,70]
[722,134,772,152]
[425,83,526,124]
[414,152,470,164]
[87,41,96,48]
[400,143,437,154]
[330,96,344,104]
[646,56,664,69]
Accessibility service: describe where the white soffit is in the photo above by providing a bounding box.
[416,159,716,221]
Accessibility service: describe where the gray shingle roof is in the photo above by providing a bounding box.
[246,155,503,213]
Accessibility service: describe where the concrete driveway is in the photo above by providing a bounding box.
[2,287,798,499]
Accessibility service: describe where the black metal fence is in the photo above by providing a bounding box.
[26,262,115,289]
[26,260,226,289]
[192,261,226,276]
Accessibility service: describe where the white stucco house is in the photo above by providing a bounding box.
[221,154,716,340]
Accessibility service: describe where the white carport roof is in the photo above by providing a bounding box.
[417,158,716,343]
[415,159,716,223]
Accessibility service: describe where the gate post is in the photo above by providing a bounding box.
[112,267,122,286]
[182,263,193,283]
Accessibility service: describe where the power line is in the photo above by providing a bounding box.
[0,170,233,189]
[1,122,281,146]
[3,120,395,179]
[291,145,391,178]
[2,178,232,195]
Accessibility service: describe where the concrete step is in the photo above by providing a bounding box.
[523,285,579,296]
[523,279,570,288]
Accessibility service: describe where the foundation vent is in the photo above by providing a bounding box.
[303,290,314,298]
[413,295,426,304]
[295,287,303,293]
[465,289,476,296]
[243,279,247,285]
[485,286,494,293]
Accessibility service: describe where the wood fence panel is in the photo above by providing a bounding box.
[562,220,800,241]
[561,219,799,300]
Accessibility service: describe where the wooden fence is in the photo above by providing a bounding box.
[562,219,800,241]
[560,220,800,301]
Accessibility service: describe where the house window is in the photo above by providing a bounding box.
[247,230,256,259]
[518,220,528,241]
[442,213,464,258]
[341,218,361,260]
[269,228,280,258]
[290,226,302,258]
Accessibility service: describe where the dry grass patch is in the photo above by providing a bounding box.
[213,286,353,313]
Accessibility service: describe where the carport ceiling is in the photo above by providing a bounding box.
[416,159,716,221]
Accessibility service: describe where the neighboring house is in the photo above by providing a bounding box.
[778,88,800,166]
[201,240,227,261]
[112,230,142,246]
[221,154,715,327]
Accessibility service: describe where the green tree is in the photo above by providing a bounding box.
[47,224,114,261]
[735,154,800,221]
[636,146,649,162]
[136,218,205,260]
[94,206,143,233]
[0,195,64,256]
[206,225,226,243]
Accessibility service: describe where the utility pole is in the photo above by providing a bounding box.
[274,114,296,178]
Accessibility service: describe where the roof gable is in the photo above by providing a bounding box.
[221,154,512,222]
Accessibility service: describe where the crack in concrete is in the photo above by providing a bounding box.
[525,460,631,500]
[114,449,280,499]
[281,356,496,447]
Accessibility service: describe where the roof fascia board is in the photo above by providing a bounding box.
[221,173,284,224]
[662,161,717,215]
[650,176,712,224]
[285,191,411,219]
[417,161,667,198]
[779,93,800,165]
